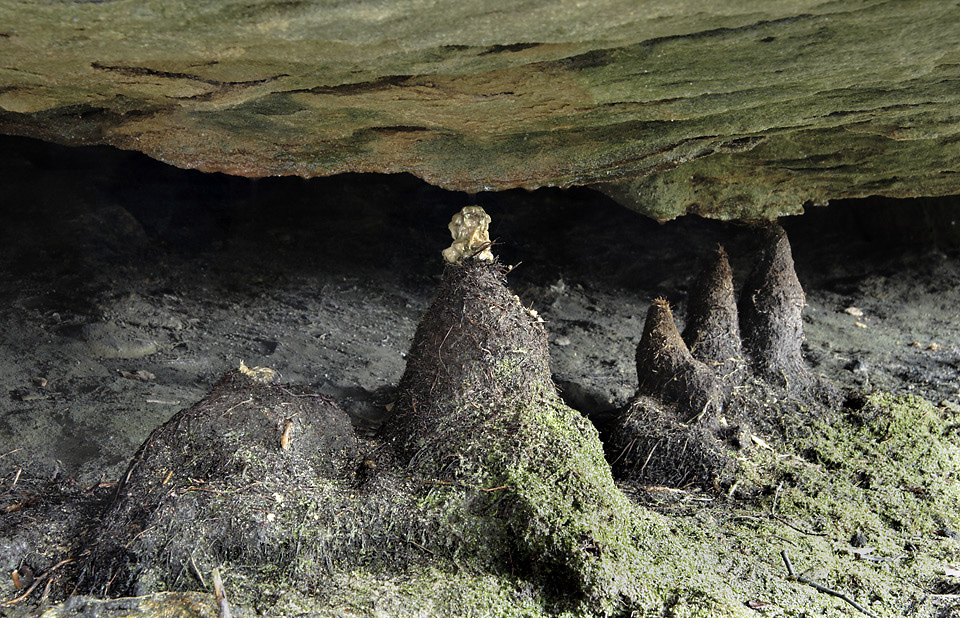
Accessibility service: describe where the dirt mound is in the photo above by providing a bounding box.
[381,259,682,612]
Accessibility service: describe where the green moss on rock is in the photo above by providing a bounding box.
[2,1,959,218]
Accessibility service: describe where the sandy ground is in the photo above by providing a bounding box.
[1,135,958,485]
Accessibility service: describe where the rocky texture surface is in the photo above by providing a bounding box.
[1,1,959,220]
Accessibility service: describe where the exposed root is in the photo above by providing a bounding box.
[635,298,720,423]
[380,259,652,610]
[610,223,838,489]
[609,395,741,489]
[739,224,809,389]
[380,260,551,466]
[682,245,745,396]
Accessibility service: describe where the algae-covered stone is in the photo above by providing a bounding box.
[1,1,959,219]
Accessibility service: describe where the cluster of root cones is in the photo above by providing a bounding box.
[606,223,839,489]
[5,212,842,612]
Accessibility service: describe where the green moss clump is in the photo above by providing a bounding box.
[779,392,960,560]
[712,392,960,617]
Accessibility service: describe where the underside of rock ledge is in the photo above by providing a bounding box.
[2,1,959,220]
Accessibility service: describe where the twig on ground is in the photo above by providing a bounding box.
[772,514,828,537]
[781,550,879,618]
[1,558,74,606]
[3,496,41,514]
[771,480,784,516]
[412,477,508,492]
[212,567,232,618]
[221,397,253,416]
[190,554,206,588]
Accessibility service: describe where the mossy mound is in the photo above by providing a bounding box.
[381,260,704,614]
[775,392,960,580]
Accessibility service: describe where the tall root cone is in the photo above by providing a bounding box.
[611,298,739,488]
[380,260,651,609]
[636,298,720,423]
[738,225,809,389]
[609,223,837,490]
[381,261,552,465]
[682,246,745,397]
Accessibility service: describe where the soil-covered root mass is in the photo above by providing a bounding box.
[380,259,699,614]
[0,252,733,616]
[608,224,841,489]
[3,213,959,618]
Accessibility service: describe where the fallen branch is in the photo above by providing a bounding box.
[781,550,879,618]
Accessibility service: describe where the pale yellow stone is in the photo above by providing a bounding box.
[239,359,278,384]
[442,206,494,264]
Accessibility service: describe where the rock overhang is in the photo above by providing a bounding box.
[1,0,958,221]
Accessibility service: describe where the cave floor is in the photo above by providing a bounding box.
[1,135,958,485]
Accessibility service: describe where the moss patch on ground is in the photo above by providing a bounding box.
[636,391,960,618]
[9,386,960,617]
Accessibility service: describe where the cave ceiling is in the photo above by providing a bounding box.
[1,0,959,220]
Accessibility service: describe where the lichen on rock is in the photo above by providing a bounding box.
[3,2,959,219]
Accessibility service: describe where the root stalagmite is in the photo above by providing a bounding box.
[739,225,809,388]
[610,223,838,489]
[682,245,745,396]
[635,298,719,423]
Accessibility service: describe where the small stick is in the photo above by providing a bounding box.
[771,480,784,516]
[1,558,74,606]
[212,567,232,618]
[190,554,206,588]
[221,397,253,416]
[781,550,879,618]
[772,515,828,537]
